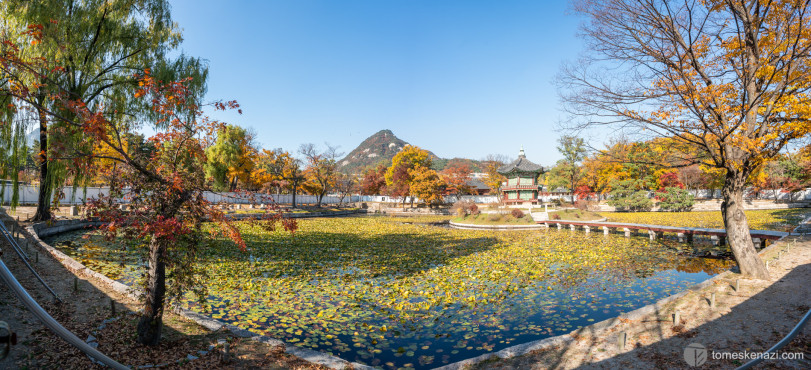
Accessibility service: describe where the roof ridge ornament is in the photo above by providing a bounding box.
[519,146,525,158]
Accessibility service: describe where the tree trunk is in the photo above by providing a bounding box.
[291,181,298,208]
[137,236,167,345]
[33,111,51,222]
[721,172,769,280]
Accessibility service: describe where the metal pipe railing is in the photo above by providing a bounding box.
[0,255,128,369]
[0,220,61,303]
[737,307,811,369]
[0,221,30,260]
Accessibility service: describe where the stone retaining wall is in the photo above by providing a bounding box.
[592,199,811,212]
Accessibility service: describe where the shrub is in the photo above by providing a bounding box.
[451,200,479,215]
[551,213,561,220]
[607,179,653,212]
[488,214,502,222]
[511,209,525,218]
[656,186,695,211]
[573,199,594,211]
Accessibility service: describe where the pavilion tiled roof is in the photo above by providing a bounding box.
[498,149,543,174]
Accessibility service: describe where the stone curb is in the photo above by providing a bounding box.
[18,218,360,370]
[544,217,609,223]
[227,209,366,220]
[448,221,547,230]
[435,233,799,370]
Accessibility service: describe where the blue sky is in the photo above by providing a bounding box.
[169,0,585,167]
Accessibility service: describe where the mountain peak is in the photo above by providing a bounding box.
[338,129,482,174]
[338,130,410,173]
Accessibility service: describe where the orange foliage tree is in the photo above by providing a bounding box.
[562,0,811,279]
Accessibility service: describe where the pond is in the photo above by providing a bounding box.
[44,216,733,369]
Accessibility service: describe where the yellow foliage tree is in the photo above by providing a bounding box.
[385,145,432,207]
[409,167,446,207]
[563,0,811,279]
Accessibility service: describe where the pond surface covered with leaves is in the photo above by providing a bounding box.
[45,216,732,369]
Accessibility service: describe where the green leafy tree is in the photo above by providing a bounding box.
[2,0,195,221]
[204,124,256,191]
[548,136,588,204]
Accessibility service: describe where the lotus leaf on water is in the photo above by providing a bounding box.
[46,215,736,369]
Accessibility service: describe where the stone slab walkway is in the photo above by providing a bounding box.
[539,219,789,241]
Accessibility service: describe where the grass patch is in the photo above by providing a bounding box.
[599,209,810,232]
[452,213,536,225]
[548,208,604,221]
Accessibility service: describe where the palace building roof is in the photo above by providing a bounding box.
[497,148,543,174]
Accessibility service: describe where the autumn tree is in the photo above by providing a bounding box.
[440,162,472,197]
[1,37,295,345]
[2,0,189,221]
[561,0,811,278]
[385,145,432,208]
[360,164,387,195]
[204,124,257,191]
[299,143,342,207]
[0,14,300,343]
[410,167,446,207]
[333,172,356,206]
[481,154,508,199]
[677,164,710,197]
[255,149,305,207]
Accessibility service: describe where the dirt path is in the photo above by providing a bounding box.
[474,235,811,369]
[0,217,326,369]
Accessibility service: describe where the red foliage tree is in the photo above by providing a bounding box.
[1,30,295,345]
[658,171,685,190]
[440,163,472,196]
[359,164,387,195]
[573,185,596,201]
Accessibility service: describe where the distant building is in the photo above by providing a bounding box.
[497,147,544,205]
[464,178,491,195]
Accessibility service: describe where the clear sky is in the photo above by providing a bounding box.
[169,0,585,167]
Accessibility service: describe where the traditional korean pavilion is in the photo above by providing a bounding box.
[498,147,544,205]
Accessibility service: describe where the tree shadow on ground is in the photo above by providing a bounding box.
[3,221,326,369]
[208,225,504,280]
